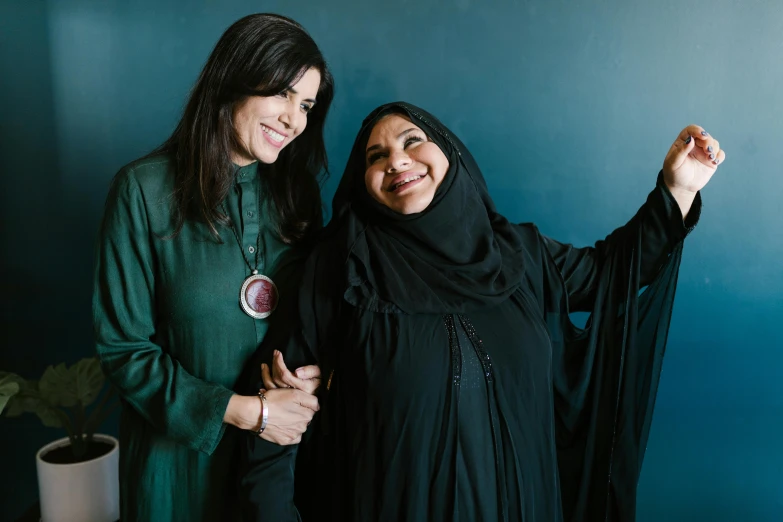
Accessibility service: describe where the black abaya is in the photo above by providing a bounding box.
[240,103,699,522]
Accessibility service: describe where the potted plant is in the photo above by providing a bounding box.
[1,357,120,522]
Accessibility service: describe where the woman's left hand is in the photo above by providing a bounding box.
[261,350,321,395]
[662,124,726,217]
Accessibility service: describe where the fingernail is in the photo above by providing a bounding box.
[713,158,720,165]
[685,135,692,144]
[709,153,715,160]
[261,364,267,370]
[273,350,280,357]
[707,145,713,152]
[296,369,304,378]
[701,131,708,136]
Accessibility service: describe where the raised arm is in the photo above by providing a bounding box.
[540,125,722,311]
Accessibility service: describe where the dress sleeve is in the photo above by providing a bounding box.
[533,173,700,521]
[92,169,234,455]
[539,172,701,312]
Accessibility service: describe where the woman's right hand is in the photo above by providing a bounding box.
[256,387,319,445]
[224,389,319,445]
[249,350,322,445]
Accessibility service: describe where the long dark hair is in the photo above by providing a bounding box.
[153,13,334,244]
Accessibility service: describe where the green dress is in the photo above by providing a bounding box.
[93,155,294,521]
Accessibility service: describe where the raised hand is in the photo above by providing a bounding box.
[663,124,725,193]
[662,124,726,217]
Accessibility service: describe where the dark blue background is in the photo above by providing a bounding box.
[2,1,780,520]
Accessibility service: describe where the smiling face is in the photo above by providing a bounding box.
[363,114,450,215]
[231,67,321,165]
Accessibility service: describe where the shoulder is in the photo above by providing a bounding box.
[308,217,352,267]
[101,154,177,231]
[304,234,343,285]
[297,223,352,305]
[111,154,175,199]
[512,221,553,293]
[105,153,176,214]
[514,222,541,244]
[513,221,548,261]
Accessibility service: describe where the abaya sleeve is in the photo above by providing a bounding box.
[239,242,343,522]
[522,173,701,522]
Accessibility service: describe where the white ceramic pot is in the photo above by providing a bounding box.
[35,434,120,522]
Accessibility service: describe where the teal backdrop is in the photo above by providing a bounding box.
[1,1,780,520]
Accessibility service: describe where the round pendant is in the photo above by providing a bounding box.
[240,274,279,319]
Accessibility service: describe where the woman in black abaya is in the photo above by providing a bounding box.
[240,102,724,522]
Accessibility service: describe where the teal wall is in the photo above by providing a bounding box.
[1,1,780,520]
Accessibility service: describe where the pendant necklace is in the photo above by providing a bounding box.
[222,187,278,319]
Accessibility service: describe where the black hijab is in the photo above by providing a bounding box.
[328,102,527,314]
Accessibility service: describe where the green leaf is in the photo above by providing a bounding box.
[35,401,65,428]
[5,394,39,417]
[72,358,105,407]
[0,378,20,415]
[0,372,23,383]
[38,359,106,409]
[0,374,40,417]
[0,373,26,392]
[39,363,79,408]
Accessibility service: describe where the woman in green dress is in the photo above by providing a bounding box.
[241,102,725,521]
[93,14,332,521]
